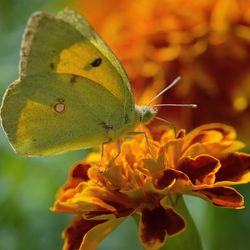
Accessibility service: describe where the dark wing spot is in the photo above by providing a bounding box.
[49,63,55,70]
[90,58,102,67]
[70,75,77,84]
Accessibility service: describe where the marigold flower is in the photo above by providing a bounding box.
[72,0,250,142]
[52,123,250,250]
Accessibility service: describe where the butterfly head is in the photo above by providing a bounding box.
[135,105,157,124]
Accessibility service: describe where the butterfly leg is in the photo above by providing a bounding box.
[155,117,176,134]
[127,130,153,157]
[101,138,121,163]
[108,140,121,166]
[101,138,112,160]
[114,140,121,160]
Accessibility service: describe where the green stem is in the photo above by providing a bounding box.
[162,195,203,250]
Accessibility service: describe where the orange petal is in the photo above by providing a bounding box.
[73,185,135,219]
[215,153,250,184]
[177,155,220,185]
[63,216,125,250]
[138,205,185,250]
[154,169,190,190]
[193,186,244,208]
[143,153,165,176]
[182,124,244,157]
[54,181,135,219]
[62,216,106,250]
[184,141,245,159]
[79,217,125,250]
[52,188,79,214]
[61,162,91,192]
[184,123,236,147]
[162,137,185,169]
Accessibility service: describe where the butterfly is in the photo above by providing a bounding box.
[0,9,195,157]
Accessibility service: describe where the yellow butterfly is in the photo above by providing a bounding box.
[0,9,195,157]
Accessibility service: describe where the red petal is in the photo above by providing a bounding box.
[177,155,220,185]
[63,163,91,191]
[154,169,189,190]
[194,187,244,208]
[63,216,106,250]
[176,129,186,139]
[139,206,185,249]
[71,163,91,181]
[216,153,250,183]
[184,124,235,146]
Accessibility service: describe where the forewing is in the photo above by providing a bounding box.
[57,9,132,93]
[1,74,124,156]
[20,10,134,121]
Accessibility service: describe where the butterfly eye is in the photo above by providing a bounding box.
[90,58,102,67]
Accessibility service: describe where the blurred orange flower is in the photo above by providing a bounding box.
[52,124,250,250]
[71,0,250,142]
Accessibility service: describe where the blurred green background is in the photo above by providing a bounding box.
[0,1,249,250]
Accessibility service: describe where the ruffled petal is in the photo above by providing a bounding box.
[138,205,185,250]
[64,162,91,187]
[73,184,135,219]
[183,123,236,146]
[154,169,190,191]
[143,153,165,176]
[193,186,244,208]
[54,162,92,212]
[164,138,185,168]
[54,182,135,219]
[63,216,106,250]
[184,141,245,159]
[177,155,220,185]
[63,216,124,250]
[79,217,125,250]
[215,153,250,184]
[182,124,244,158]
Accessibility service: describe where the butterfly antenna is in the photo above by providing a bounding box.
[153,103,197,108]
[147,76,181,106]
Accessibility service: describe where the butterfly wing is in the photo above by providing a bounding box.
[57,9,132,94]
[1,74,126,156]
[20,10,135,123]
